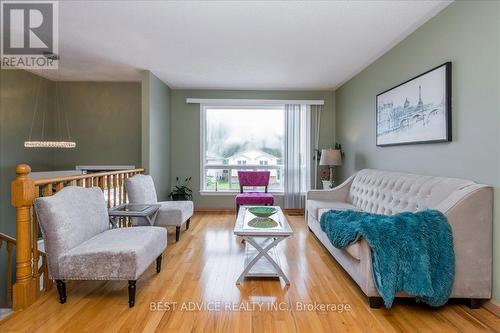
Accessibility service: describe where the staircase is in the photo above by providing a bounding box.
[0,232,15,321]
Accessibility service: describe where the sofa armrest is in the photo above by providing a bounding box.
[306,174,355,202]
[434,184,492,215]
[434,184,493,298]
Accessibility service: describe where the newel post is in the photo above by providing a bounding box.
[11,164,37,310]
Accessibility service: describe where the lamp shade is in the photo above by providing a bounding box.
[319,149,342,166]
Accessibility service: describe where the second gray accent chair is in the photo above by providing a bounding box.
[125,174,194,241]
[35,186,167,308]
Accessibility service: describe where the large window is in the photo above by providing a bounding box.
[201,105,284,192]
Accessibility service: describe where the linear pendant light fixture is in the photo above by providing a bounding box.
[24,77,76,149]
[24,141,76,148]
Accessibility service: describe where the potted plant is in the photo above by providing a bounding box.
[170,177,193,201]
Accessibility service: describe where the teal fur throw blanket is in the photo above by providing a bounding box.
[320,209,454,308]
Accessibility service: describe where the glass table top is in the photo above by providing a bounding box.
[234,206,293,236]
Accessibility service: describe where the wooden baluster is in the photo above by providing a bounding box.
[106,175,111,209]
[11,164,37,310]
[112,174,117,207]
[93,177,98,187]
[124,174,130,225]
[76,179,83,187]
[55,182,64,193]
[41,254,52,291]
[124,174,128,203]
[32,186,40,294]
[0,239,4,304]
[43,184,53,197]
[118,174,123,204]
[98,176,105,191]
[6,241,14,307]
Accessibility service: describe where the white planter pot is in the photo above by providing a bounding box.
[322,180,332,189]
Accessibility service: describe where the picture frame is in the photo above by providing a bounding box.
[376,62,452,146]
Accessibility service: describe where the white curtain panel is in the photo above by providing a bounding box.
[310,105,322,190]
[284,104,323,208]
[284,104,303,209]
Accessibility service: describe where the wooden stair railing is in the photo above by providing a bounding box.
[11,164,145,310]
[0,232,16,308]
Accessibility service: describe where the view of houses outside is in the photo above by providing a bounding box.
[204,108,284,191]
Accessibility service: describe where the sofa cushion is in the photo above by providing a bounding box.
[58,226,167,280]
[236,192,274,205]
[155,201,194,227]
[344,242,361,260]
[307,200,357,220]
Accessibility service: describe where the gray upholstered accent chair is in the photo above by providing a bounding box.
[35,186,167,308]
[125,175,193,242]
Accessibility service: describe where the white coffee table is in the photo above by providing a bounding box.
[234,206,293,285]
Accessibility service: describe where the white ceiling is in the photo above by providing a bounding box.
[32,0,452,90]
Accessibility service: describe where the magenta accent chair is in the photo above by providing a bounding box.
[235,171,274,213]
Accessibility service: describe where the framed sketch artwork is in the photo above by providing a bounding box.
[376,62,451,146]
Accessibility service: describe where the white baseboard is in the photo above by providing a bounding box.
[194,208,235,213]
[194,208,304,215]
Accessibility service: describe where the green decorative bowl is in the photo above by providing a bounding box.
[248,206,277,218]
[248,217,278,228]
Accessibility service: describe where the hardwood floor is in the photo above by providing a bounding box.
[1,212,499,332]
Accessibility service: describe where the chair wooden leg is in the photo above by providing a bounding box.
[156,255,162,273]
[56,280,66,304]
[368,297,383,308]
[186,218,190,230]
[128,280,136,308]
[175,226,180,242]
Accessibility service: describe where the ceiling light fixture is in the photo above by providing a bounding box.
[24,141,76,148]
[25,74,76,149]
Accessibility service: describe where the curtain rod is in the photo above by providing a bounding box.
[186,98,324,106]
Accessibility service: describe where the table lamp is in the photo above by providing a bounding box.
[319,149,342,188]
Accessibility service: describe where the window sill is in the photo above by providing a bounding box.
[199,191,284,197]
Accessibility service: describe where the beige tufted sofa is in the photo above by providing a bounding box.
[306,169,493,308]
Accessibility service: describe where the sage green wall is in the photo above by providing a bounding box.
[0,69,55,303]
[335,1,500,302]
[0,70,55,236]
[53,81,142,169]
[0,70,142,303]
[170,89,335,209]
[142,71,171,200]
